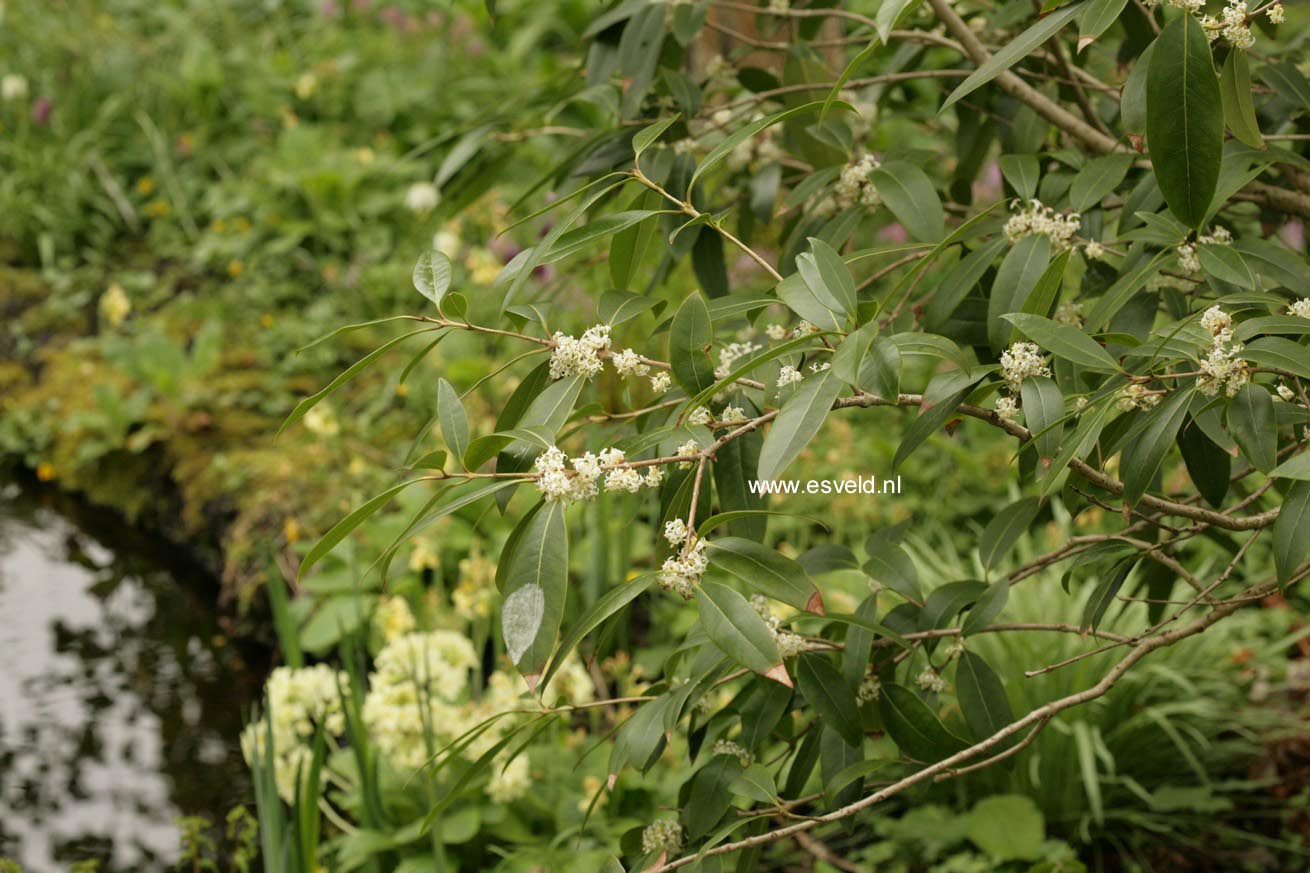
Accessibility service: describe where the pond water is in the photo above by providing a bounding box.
[0,476,264,871]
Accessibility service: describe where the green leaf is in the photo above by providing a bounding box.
[863,544,922,603]
[707,537,823,613]
[1122,43,1155,138]
[879,684,967,763]
[1021,376,1065,463]
[437,379,469,468]
[999,155,1040,201]
[413,250,453,307]
[1146,15,1223,229]
[1082,558,1135,631]
[598,288,660,325]
[979,497,1041,572]
[1274,481,1310,586]
[729,764,779,805]
[540,574,653,694]
[279,328,436,436]
[1077,0,1128,52]
[690,101,836,192]
[1227,384,1276,472]
[738,679,793,750]
[988,235,1051,352]
[870,161,945,242]
[698,582,790,685]
[501,501,569,683]
[299,477,431,578]
[1070,154,1134,212]
[962,581,1009,636]
[1197,243,1255,289]
[956,651,1015,742]
[842,595,880,687]
[876,0,918,41]
[1120,387,1193,506]
[758,368,843,480]
[799,237,858,317]
[942,1,1088,110]
[1177,414,1230,507]
[968,795,1045,861]
[669,291,716,395]
[893,382,976,471]
[1270,452,1310,481]
[920,580,988,632]
[711,427,767,541]
[1243,337,1310,379]
[1220,50,1263,150]
[632,113,680,156]
[797,654,864,748]
[1003,313,1120,373]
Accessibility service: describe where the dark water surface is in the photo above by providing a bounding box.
[0,476,263,871]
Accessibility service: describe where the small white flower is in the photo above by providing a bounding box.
[605,467,643,493]
[1083,240,1105,260]
[688,406,713,426]
[1004,199,1081,251]
[835,153,881,209]
[777,365,803,387]
[999,341,1051,390]
[644,466,664,488]
[1268,2,1285,23]
[715,341,762,379]
[995,395,1020,423]
[1,74,28,102]
[1201,305,1233,342]
[405,182,441,215]
[1177,243,1201,275]
[642,819,684,855]
[599,447,625,466]
[720,405,748,425]
[712,738,752,767]
[915,667,947,693]
[1288,298,1310,320]
[1116,382,1162,412]
[1055,300,1084,327]
[649,371,672,394]
[612,348,650,377]
[857,670,881,704]
[664,519,689,546]
[659,537,709,599]
[765,324,789,341]
[549,325,611,380]
[792,320,820,337]
[809,361,831,373]
[676,439,700,469]
[1278,384,1296,402]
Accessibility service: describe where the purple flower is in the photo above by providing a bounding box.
[32,97,52,126]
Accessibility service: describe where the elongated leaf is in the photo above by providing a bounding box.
[962,580,1009,636]
[698,582,790,685]
[1146,15,1223,229]
[956,651,1015,742]
[864,544,922,603]
[842,595,880,688]
[879,684,967,762]
[893,382,975,471]
[999,155,1040,201]
[988,235,1051,352]
[707,537,822,613]
[942,1,1088,110]
[1082,558,1134,630]
[632,113,680,156]
[501,501,569,684]
[980,497,1041,571]
[1077,0,1128,52]
[1220,50,1263,150]
[1021,376,1064,463]
[1120,387,1193,506]
[1227,384,1276,472]
[1069,154,1134,212]
[800,237,857,316]
[758,368,843,480]
[1274,481,1310,586]
[1243,337,1310,379]
[540,574,653,693]
[1270,452,1310,481]
[280,328,436,436]
[1177,414,1229,506]
[691,101,836,191]
[711,426,767,541]
[797,654,864,747]
[437,378,469,467]
[670,291,716,395]
[870,162,945,242]
[299,477,432,578]
[920,580,988,632]
[1004,313,1120,373]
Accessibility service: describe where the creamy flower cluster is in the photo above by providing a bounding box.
[241,664,348,803]
[373,595,417,642]
[777,365,804,388]
[711,738,753,767]
[534,446,661,503]
[1116,382,1162,412]
[660,536,709,599]
[750,594,807,659]
[612,346,672,394]
[1288,298,1310,320]
[1000,342,1051,391]
[1197,305,1250,397]
[1177,226,1232,275]
[405,181,440,215]
[835,154,882,209]
[549,325,611,380]
[857,668,881,704]
[1004,200,1081,251]
[915,667,947,693]
[716,341,762,380]
[642,819,684,855]
[1201,1,1256,48]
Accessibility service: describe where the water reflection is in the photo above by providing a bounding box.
[0,478,263,871]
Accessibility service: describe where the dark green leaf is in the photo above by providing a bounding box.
[1274,481,1310,586]
[956,651,1015,742]
[698,582,789,685]
[879,684,967,763]
[797,655,864,747]
[979,497,1041,571]
[669,291,716,395]
[758,368,843,480]
[1227,384,1276,472]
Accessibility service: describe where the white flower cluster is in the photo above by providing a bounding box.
[1288,298,1310,320]
[1,74,28,102]
[1142,0,1202,11]
[1116,382,1162,412]
[857,669,881,705]
[765,324,789,341]
[549,325,611,380]
[240,665,348,803]
[373,595,416,643]
[750,594,807,659]
[1177,244,1202,275]
[711,738,753,767]
[1278,384,1296,402]
[676,439,701,468]
[688,406,713,426]
[1055,300,1084,327]
[1004,200,1081,251]
[1197,305,1250,397]
[642,818,684,855]
[610,346,672,393]
[534,446,661,503]
[405,181,440,215]
[715,340,762,379]
[660,537,709,599]
[725,124,784,172]
[915,667,947,693]
[1268,2,1285,23]
[721,405,748,425]
[486,753,532,803]
[1083,240,1106,260]
[1000,341,1051,391]
[793,320,820,337]
[777,365,803,388]
[664,519,689,546]
[995,394,1020,423]
[1202,1,1254,48]
[834,154,882,209]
